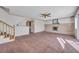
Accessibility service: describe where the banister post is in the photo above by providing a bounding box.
[13,25,15,40]
[0,20,16,41]
[3,23,4,35]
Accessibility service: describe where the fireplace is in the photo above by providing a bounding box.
[53,27,58,31]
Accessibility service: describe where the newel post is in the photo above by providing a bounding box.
[13,25,15,40]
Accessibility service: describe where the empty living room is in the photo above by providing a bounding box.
[0,6,79,53]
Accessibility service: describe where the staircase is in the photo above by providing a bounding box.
[0,20,15,44]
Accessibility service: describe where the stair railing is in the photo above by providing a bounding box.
[0,20,15,40]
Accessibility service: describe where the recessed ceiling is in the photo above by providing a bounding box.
[5,6,77,20]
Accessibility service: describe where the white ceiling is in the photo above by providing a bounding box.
[6,6,77,20]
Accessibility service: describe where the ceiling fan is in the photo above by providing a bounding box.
[41,13,51,18]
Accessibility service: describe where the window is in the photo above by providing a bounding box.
[52,19,59,24]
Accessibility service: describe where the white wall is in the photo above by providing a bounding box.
[34,20,45,33]
[77,17,79,39]
[44,20,52,24]
[75,14,79,40]
[75,9,79,40]
[15,26,29,36]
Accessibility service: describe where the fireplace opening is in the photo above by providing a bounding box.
[53,27,58,31]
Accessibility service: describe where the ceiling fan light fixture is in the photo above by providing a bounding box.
[40,11,51,19]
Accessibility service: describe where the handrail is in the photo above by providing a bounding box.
[0,20,14,28]
[0,20,15,40]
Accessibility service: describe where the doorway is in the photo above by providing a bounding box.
[26,21,34,34]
